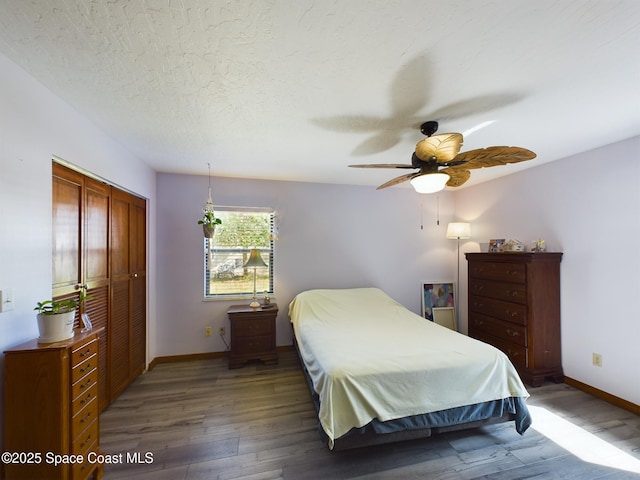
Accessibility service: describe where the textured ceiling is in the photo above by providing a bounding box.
[0,0,639,189]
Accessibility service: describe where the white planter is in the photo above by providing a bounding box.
[37,310,76,343]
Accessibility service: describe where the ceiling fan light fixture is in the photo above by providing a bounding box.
[410,173,450,193]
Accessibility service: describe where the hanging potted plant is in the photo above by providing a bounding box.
[34,291,89,343]
[198,210,222,238]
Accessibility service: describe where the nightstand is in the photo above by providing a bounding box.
[227,304,278,369]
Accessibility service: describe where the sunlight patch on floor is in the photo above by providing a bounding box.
[528,405,640,474]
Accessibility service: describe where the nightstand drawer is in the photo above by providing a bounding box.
[238,335,273,354]
[234,318,273,336]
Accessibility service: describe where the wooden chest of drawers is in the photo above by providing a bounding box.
[227,304,278,369]
[4,329,103,480]
[466,252,563,387]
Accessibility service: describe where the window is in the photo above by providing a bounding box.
[204,206,274,299]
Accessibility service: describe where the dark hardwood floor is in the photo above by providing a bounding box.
[100,350,640,479]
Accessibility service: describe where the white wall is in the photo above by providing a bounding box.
[0,52,157,450]
[453,136,640,405]
[156,173,456,355]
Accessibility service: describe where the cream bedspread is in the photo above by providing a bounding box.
[289,288,529,447]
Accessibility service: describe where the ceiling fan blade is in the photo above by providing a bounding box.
[440,167,471,187]
[349,163,414,169]
[415,133,463,162]
[376,172,420,190]
[455,146,536,169]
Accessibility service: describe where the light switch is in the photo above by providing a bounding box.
[0,288,14,312]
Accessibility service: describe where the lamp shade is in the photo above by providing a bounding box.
[410,173,450,193]
[244,248,267,268]
[446,222,471,239]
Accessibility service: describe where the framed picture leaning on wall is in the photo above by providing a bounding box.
[433,307,456,330]
[422,282,455,322]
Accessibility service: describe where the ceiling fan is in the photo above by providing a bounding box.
[349,121,536,193]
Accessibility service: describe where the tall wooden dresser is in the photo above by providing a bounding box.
[466,252,563,387]
[4,329,103,480]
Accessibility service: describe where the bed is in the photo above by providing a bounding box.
[288,287,531,450]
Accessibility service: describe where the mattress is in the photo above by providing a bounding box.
[289,287,531,448]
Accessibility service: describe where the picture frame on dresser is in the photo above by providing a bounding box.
[488,239,505,252]
[422,282,454,322]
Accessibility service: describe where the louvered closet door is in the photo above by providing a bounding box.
[110,188,147,401]
[52,164,82,299]
[83,176,110,411]
[53,163,111,411]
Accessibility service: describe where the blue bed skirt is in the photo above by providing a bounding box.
[353,396,531,436]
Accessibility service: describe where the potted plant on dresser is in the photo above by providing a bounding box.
[34,292,88,343]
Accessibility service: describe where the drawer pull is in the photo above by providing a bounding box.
[80,433,92,448]
[80,363,92,373]
[80,411,92,424]
[506,329,519,337]
[80,379,92,389]
[80,392,92,404]
[474,319,484,327]
[506,309,519,318]
[79,348,92,357]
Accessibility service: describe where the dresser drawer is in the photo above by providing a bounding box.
[469,261,526,283]
[72,417,99,453]
[473,331,528,370]
[71,438,98,480]
[469,313,527,347]
[71,353,97,384]
[71,396,98,441]
[234,318,273,337]
[71,338,98,367]
[469,295,527,325]
[71,366,97,402]
[469,278,527,304]
[72,381,98,415]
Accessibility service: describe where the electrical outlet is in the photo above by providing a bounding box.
[592,353,602,367]
[205,326,212,337]
[219,326,226,336]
